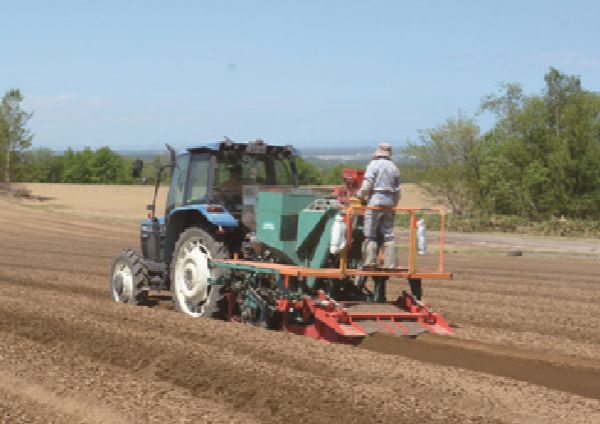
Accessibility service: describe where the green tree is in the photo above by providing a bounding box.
[148,156,163,183]
[405,114,481,214]
[0,89,34,184]
[90,146,130,184]
[295,157,323,185]
[18,148,63,182]
[60,147,132,184]
[478,94,553,216]
[138,154,170,185]
[480,68,600,218]
[62,147,94,183]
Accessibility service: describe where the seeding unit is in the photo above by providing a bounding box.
[212,201,453,344]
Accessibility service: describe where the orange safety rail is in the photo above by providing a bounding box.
[215,206,451,281]
[341,205,450,279]
[216,206,451,281]
[215,259,451,280]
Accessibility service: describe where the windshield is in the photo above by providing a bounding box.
[213,153,295,217]
[180,151,296,209]
[215,154,295,187]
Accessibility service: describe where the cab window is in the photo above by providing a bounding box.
[167,154,189,208]
[272,157,294,185]
[186,153,211,203]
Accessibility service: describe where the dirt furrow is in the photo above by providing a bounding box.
[361,334,600,399]
[2,195,600,423]
[0,372,127,424]
[0,332,259,424]
[446,325,600,362]
[0,270,107,299]
[0,295,475,423]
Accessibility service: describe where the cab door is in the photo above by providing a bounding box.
[165,153,190,218]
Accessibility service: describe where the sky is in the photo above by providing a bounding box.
[1,0,600,151]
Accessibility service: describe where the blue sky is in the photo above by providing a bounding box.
[2,1,599,150]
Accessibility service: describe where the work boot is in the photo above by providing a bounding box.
[373,277,387,303]
[362,240,378,270]
[383,240,396,269]
[409,278,423,301]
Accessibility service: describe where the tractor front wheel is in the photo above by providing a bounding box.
[110,249,149,305]
[170,227,229,318]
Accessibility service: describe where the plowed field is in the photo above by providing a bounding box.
[1,194,599,424]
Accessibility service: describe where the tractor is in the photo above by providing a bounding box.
[110,139,453,343]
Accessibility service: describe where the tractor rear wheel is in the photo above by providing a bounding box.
[110,249,149,305]
[170,227,229,318]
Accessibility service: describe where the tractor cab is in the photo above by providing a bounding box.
[167,140,297,225]
[137,139,299,286]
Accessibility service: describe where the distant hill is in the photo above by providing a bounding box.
[299,146,414,169]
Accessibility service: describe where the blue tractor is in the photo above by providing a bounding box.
[110,139,454,341]
[110,139,299,317]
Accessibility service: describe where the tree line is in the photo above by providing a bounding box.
[3,68,599,220]
[406,68,600,220]
[17,146,142,184]
[13,149,355,186]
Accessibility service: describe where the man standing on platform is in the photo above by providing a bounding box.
[356,142,401,270]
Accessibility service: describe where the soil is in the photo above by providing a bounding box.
[441,231,600,259]
[11,182,437,221]
[1,190,600,424]
[11,183,169,221]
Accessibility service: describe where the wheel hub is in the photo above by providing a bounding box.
[113,275,124,294]
[184,266,195,290]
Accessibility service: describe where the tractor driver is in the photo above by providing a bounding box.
[356,143,401,270]
[215,164,243,209]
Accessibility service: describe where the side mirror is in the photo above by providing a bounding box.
[132,159,144,178]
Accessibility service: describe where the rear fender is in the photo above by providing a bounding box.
[163,206,238,271]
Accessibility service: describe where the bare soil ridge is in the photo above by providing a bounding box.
[361,334,600,399]
[1,189,600,423]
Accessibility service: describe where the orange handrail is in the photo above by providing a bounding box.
[342,205,447,276]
